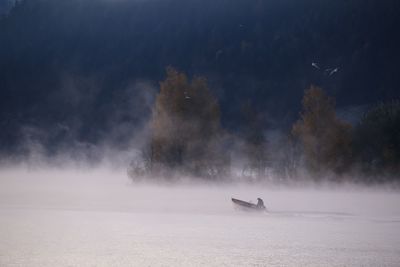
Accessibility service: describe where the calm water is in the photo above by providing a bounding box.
[0,169,399,266]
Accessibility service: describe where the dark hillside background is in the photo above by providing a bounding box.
[1,0,399,154]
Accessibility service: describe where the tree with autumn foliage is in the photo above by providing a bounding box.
[292,86,352,177]
[149,67,228,179]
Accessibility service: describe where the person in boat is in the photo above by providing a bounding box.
[256,198,265,209]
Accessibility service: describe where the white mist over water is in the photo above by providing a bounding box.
[0,168,399,266]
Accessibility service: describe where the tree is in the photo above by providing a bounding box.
[353,100,400,179]
[239,101,268,181]
[149,67,228,179]
[292,85,352,177]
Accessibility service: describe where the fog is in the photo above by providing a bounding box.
[1,0,399,265]
[1,167,399,266]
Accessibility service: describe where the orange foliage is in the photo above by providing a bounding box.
[150,67,225,177]
[292,86,352,175]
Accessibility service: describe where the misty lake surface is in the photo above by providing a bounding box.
[0,169,400,266]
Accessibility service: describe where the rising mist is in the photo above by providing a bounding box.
[1,0,400,266]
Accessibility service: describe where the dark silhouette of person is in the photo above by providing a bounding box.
[256,198,265,209]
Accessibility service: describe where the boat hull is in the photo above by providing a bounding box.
[231,198,266,211]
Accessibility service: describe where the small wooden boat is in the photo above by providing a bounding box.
[231,198,266,211]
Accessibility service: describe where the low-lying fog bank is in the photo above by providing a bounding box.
[0,167,399,218]
[0,167,399,266]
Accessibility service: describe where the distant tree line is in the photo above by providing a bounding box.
[0,0,399,182]
[129,68,400,183]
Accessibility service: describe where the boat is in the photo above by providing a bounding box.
[231,198,266,211]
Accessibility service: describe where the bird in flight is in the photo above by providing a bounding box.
[328,67,339,76]
[312,62,340,76]
[311,62,320,69]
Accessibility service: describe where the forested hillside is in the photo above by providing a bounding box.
[1,0,399,162]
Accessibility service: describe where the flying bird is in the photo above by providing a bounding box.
[311,62,320,69]
[328,67,339,76]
